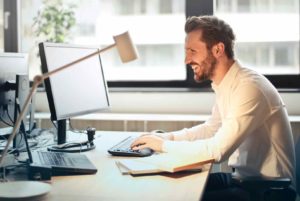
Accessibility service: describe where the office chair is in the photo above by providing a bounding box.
[233,136,300,201]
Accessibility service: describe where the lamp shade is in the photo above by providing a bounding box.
[113,31,139,63]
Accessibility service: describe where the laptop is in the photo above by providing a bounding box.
[29,150,98,176]
[9,101,96,178]
[21,126,97,177]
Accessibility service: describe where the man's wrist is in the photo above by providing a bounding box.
[162,133,174,141]
[150,130,174,141]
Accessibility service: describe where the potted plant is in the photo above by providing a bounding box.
[33,0,76,43]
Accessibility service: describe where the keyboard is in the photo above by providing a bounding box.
[108,136,154,157]
[38,151,75,166]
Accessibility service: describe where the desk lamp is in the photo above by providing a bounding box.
[0,31,138,199]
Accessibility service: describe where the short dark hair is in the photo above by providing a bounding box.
[185,16,236,59]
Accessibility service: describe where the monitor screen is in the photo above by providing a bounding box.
[0,52,29,150]
[39,42,110,145]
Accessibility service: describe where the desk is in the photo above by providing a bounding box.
[42,131,212,201]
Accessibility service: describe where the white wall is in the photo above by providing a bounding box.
[35,91,300,115]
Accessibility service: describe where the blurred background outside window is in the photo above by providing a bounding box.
[1,0,299,85]
[215,0,299,74]
[20,0,186,81]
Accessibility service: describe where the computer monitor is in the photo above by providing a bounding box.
[39,42,110,150]
[0,52,29,150]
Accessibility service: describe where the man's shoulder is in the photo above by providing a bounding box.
[235,66,272,89]
[233,66,283,106]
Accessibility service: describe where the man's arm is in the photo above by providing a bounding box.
[131,103,222,152]
[133,83,270,162]
[171,103,222,141]
[163,83,270,161]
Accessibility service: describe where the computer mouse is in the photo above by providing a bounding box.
[137,147,154,157]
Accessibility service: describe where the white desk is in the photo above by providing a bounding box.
[41,131,212,201]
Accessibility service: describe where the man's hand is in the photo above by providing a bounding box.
[131,135,164,152]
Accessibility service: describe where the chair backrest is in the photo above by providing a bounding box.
[295,136,300,195]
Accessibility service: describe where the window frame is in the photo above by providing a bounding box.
[3,0,19,52]
[4,0,300,91]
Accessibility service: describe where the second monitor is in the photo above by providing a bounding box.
[39,42,110,151]
[0,53,30,151]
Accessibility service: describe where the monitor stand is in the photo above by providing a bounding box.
[47,119,96,153]
[13,74,30,151]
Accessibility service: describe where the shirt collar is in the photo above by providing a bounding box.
[211,61,240,93]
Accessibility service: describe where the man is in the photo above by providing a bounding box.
[131,16,295,200]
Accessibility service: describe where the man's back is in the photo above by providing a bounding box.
[227,64,295,185]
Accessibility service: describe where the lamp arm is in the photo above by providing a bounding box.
[43,43,116,80]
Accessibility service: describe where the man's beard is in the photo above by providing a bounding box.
[194,52,217,83]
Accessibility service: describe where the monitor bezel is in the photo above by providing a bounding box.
[39,42,110,121]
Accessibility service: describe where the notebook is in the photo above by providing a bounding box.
[115,153,214,175]
[115,160,203,175]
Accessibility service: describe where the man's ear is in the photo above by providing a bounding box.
[213,43,225,57]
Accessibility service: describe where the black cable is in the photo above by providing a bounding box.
[16,101,32,162]
[68,118,86,134]
[0,134,7,140]
[14,131,24,148]
[0,106,13,127]
[68,118,74,130]
[51,119,57,129]
[5,108,14,125]
[16,158,29,164]
[47,119,96,153]
[0,116,12,127]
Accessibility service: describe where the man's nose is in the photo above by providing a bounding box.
[185,54,191,65]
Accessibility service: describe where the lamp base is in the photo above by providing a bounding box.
[0,181,51,199]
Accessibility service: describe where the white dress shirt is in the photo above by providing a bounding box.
[163,61,295,184]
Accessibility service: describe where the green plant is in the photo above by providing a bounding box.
[33,0,76,43]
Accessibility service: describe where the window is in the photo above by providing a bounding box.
[3,0,300,89]
[0,0,4,51]
[214,0,299,76]
[213,0,300,88]
[19,0,186,85]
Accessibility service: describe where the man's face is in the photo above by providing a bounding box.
[185,30,217,83]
